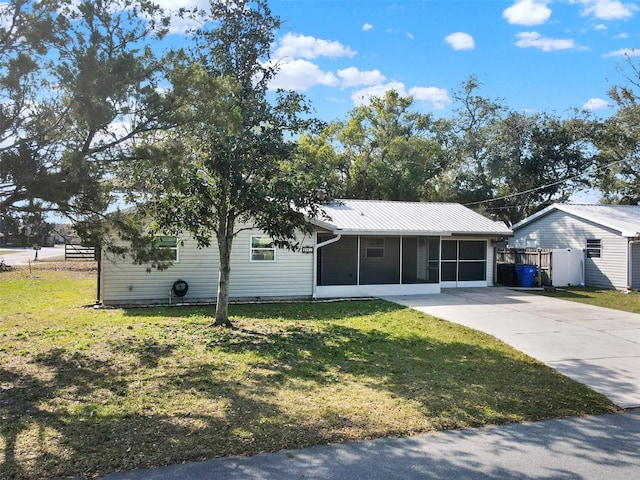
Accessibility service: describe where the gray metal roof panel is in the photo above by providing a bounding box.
[512,203,640,238]
[313,200,512,236]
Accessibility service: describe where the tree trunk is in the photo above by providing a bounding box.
[212,216,234,328]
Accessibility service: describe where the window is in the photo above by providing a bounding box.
[156,236,179,262]
[586,239,601,258]
[365,237,385,258]
[251,236,276,262]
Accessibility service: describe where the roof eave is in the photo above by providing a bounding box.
[511,204,559,230]
[318,229,512,237]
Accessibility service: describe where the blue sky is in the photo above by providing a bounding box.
[161,0,639,123]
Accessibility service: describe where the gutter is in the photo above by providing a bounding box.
[312,234,342,299]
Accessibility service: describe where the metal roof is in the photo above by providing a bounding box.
[312,200,512,236]
[512,203,640,238]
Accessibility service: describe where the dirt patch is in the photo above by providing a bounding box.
[13,260,97,272]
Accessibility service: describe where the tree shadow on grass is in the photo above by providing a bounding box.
[0,301,619,479]
[1,348,128,479]
[202,319,618,425]
[0,331,351,479]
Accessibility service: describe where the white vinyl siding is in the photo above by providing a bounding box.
[101,227,314,305]
[101,237,218,305]
[511,209,629,289]
[229,229,313,299]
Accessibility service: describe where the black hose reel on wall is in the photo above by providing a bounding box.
[172,279,189,300]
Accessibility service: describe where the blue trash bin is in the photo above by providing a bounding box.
[517,264,537,288]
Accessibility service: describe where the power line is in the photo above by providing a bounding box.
[463,156,625,207]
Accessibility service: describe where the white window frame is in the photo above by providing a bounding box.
[250,235,276,262]
[365,237,385,259]
[156,235,179,262]
[586,239,602,258]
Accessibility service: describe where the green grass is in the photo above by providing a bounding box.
[0,265,618,479]
[533,286,640,314]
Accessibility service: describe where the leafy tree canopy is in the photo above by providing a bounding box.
[124,0,326,326]
[0,0,169,242]
[596,57,640,204]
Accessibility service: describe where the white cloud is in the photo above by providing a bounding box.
[408,87,452,109]
[274,33,356,60]
[583,97,611,110]
[0,3,12,30]
[603,47,640,57]
[445,32,475,50]
[573,0,638,20]
[351,82,451,110]
[351,82,409,106]
[268,59,339,91]
[503,0,552,26]
[337,67,386,88]
[155,0,208,8]
[406,32,414,40]
[155,0,209,34]
[362,23,374,31]
[515,31,577,51]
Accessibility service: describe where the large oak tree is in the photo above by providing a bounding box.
[0,0,169,240]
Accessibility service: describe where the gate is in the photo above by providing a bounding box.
[64,244,97,261]
[495,248,552,286]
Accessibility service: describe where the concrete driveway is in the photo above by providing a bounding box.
[384,288,640,409]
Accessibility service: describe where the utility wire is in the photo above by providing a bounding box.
[463,156,625,207]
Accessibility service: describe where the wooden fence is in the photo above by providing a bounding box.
[64,244,96,261]
[495,248,553,286]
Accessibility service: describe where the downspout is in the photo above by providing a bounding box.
[357,236,361,286]
[313,233,342,299]
[399,235,403,285]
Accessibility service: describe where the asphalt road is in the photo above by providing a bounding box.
[101,409,640,479]
[0,245,65,265]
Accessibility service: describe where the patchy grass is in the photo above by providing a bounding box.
[533,286,640,314]
[0,266,618,479]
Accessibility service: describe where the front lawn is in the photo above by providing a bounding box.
[533,286,640,314]
[0,265,618,479]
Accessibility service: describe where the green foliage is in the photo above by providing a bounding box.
[430,77,597,225]
[0,0,169,237]
[125,0,326,324]
[327,90,442,200]
[596,57,640,204]
[301,78,597,225]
